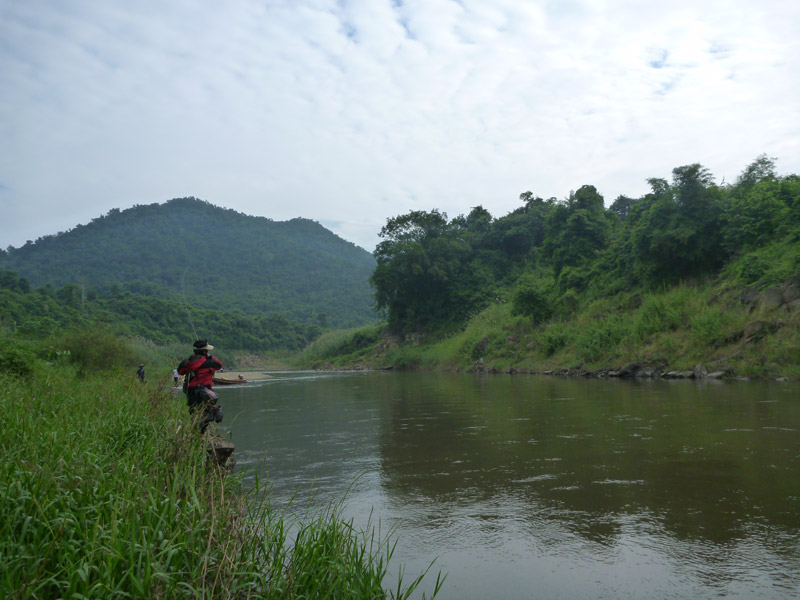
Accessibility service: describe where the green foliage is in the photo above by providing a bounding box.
[736,255,771,285]
[537,326,571,357]
[632,289,690,341]
[630,165,726,284]
[364,156,800,362]
[0,272,323,352]
[0,198,377,330]
[60,325,139,374]
[561,289,580,315]
[0,339,37,378]
[0,340,443,599]
[690,307,733,347]
[511,281,552,323]
[575,316,629,363]
[298,325,382,364]
[371,210,480,333]
[544,185,611,277]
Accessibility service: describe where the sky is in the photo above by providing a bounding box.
[1,0,798,253]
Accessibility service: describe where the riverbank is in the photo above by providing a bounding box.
[297,276,800,381]
[0,332,442,599]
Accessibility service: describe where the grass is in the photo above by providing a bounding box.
[303,268,800,379]
[0,332,444,599]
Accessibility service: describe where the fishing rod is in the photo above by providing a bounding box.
[180,266,199,340]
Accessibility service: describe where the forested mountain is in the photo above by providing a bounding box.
[0,197,377,329]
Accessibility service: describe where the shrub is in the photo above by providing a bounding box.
[737,255,770,285]
[538,327,571,357]
[0,340,37,378]
[511,285,552,323]
[633,294,684,340]
[690,307,732,347]
[561,289,580,315]
[576,316,629,362]
[60,325,138,375]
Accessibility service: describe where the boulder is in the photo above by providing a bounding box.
[781,276,800,303]
[743,320,772,342]
[740,286,760,306]
[679,370,696,379]
[707,371,726,379]
[694,363,708,379]
[618,363,641,377]
[784,299,800,313]
[759,287,784,311]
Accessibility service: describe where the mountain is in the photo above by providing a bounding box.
[0,197,377,329]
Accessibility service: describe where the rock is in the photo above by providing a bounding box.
[607,371,621,377]
[743,320,772,342]
[706,371,726,379]
[694,364,708,379]
[206,434,235,468]
[506,368,518,374]
[618,363,641,377]
[784,299,800,313]
[759,287,784,311]
[739,286,760,307]
[781,276,800,303]
[774,377,789,382]
[634,367,655,378]
[679,371,696,379]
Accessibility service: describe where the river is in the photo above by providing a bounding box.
[217,371,800,600]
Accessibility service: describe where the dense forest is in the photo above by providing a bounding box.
[370,155,800,335]
[0,197,377,329]
[0,269,322,350]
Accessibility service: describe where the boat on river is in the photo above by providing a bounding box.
[213,375,248,385]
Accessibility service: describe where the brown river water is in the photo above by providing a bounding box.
[217,371,800,600]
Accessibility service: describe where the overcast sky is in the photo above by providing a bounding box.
[1,0,798,252]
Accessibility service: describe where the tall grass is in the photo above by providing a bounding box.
[296,325,383,366]
[0,340,443,599]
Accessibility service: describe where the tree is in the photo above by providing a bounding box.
[371,210,474,333]
[631,164,725,283]
[543,185,611,277]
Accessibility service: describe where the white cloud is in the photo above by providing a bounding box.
[1,0,798,252]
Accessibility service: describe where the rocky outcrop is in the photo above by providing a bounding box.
[741,277,800,313]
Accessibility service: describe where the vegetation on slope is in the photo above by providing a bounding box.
[0,270,321,351]
[301,156,800,378]
[0,329,442,599]
[0,197,377,329]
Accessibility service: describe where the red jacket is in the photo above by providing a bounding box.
[178,353,223,388]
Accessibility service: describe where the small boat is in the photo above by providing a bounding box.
[213,375,248,385]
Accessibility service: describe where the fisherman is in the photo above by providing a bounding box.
[177,340,223,431]
[136,364,146,383]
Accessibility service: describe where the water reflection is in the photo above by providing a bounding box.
[220,371,800,600]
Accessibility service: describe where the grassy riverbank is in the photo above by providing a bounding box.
[0,332,442,599]
[297,268,800,380]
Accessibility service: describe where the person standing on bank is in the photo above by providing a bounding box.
[177,340,223,416]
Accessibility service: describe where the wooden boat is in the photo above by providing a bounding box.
[213,376,247,385]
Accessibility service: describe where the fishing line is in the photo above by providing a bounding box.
[180,266,199,340]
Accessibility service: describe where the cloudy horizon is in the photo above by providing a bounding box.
[1,0,798,252]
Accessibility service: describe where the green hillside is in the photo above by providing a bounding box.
[0,197,377,329]
[299,156,800,379]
